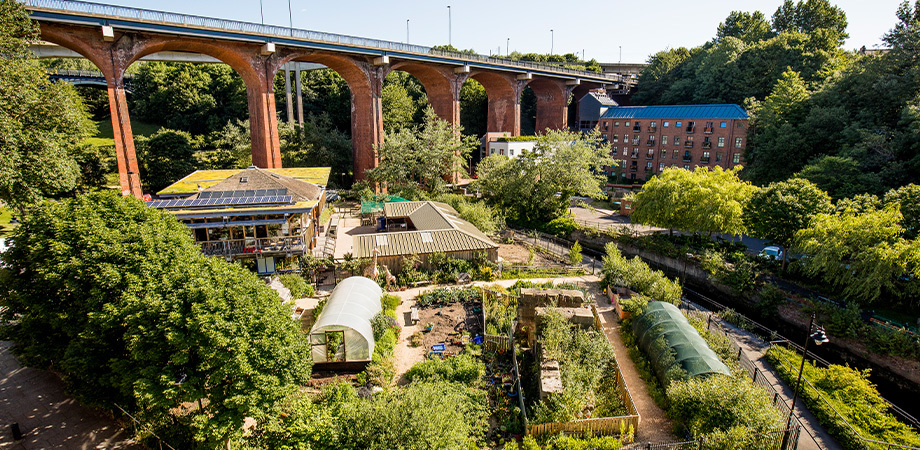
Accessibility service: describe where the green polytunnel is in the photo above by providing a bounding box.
[632,301,731,383]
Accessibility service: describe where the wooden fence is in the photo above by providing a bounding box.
[482,334,512,352]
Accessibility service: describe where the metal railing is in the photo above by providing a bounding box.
[24,0,626,82]
[199,236,306,257]
[639,427,800,450]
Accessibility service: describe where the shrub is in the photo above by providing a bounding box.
[416,286,480,307]
[278,273,315,299]
[404,354,485,386]
[602,243,681,305]
[544,216,579,237]
[619,294,650,315]
[568,241,583,265]
[667,375,783,437]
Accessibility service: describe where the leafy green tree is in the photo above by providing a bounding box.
[568,241,583,265]
[794,204,920,303]
[793,156,884,199]
[0,0,95,211]
[136,128,198,193]
[131,62,247,135]
[382,82,418,135]
[632,166,754,236]
[743,178,833,268]
[884,184,920,238]
[475,129,613,226]
[459,78,488,139]
[772,0,849,47]
[280,115,353,185]
[668,375,783,438]
[718,11,773,44]
[369,107,475,193]
[0,192,311,447]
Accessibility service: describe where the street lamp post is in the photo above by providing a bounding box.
[782,313,828,448]
[447,5,451,47]
[406,19,409,44]
[506,38,509,56]
[550,29,554,55]
[287,0,293,36]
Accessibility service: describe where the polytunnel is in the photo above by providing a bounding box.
[310,276,382,363]
[632,301,731,383]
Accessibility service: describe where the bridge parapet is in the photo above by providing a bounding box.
[23,0,627,85]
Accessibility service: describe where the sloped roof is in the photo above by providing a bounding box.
[354,201,496,258]
[200,166,322,202]
[583,91,618,106]
[600,104,748,120]
[157,167,331,196]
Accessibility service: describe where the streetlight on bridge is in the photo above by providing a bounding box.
[447,5,452,47]
[550,29,554,55]
[406,19,409,44]
[506,38,509,56]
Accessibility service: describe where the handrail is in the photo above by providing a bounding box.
[23,0,626,82]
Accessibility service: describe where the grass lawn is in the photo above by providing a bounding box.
[0,206,15,235]
[94,118,162,140]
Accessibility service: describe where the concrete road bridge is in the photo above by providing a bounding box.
[24,0,631,198]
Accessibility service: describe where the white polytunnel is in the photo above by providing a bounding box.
[309,276,383,363]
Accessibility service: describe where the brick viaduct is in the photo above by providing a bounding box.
[30,8,616,198]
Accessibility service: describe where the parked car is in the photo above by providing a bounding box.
[759,246,783,261]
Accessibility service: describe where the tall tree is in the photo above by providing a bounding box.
[0,0,94,211]
[717,11,773,44]
[136,128,198,193]
[369,107,475,193]
[280,115,353,186]
[794,204,920,303]
[475,129,613,226]
[632,166,754,236]
[772,0,849,47]
[743,178,833,268]
[884,183,920,239]
[0,192,311,447]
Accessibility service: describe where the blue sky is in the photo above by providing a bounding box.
[104,0,905,63]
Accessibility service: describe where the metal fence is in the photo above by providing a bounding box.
[639,427,801,450]
[24,0,627,82]
[506,228,603,274]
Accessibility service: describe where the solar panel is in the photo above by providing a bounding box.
[233,190,246,197]
[278,188,288,196]
[264,189,276,196]
[199,192,212,199]
[255,189,267,197]
[281,195,292,203]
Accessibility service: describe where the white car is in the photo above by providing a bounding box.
[759,246,783,261]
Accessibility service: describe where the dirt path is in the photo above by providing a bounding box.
[595,305,678,444]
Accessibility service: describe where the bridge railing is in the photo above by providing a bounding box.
[24,0,626,83]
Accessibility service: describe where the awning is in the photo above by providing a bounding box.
[185,218,288,229]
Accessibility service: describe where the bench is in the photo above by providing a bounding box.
[410,306,419,325]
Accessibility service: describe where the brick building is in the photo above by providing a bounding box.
[597,104,749,181]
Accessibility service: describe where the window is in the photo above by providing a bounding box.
[672,150,678,159]
[623,148,628,156]
[733,153,741,164]
[701,151,710,162]
[621,161,627,168]
[625,121,630,127]
[659,163,665,171]
[660,149,667,158]
[500,149,505,155]
[510,149,515,156]
[603,122,609,131]
[663,121,670,127]
[647,136,656,146]
[686,121,696,132]
[684,165,690,170]
[718,137,725,148]
[649,121,657,131]
[735,137,743,148]
[614,121,620,126]
[661,136,668,145]
[683,150,691,160]
[631,148,639,158]
[737,122,744,128]
[646,162,653,170]
[647,148,654,158]
[490,148,496,155]
[716,152,723,162]
[240,176,249,183]
[420,232,433,243]
[720,122,727,128]
[676,121,682,128]
[633,121,641,132]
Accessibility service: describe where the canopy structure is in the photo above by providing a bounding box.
[310,276,382,363]
[632,302,731,384]
[360,195,408,215]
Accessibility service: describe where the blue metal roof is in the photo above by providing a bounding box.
[600,104,748,120]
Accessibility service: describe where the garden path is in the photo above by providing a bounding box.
[595,304,678,444]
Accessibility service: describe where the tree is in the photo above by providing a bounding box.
[568,241,583,266]
[717,11,773,44]
[0,0,95,211]
[631,166,754,236]
[369,107,475,193]
[743,178,833,268]
[459,79,488,139]
[793,156,883,199]
[772,0,849,47]
[884,184,920,238]
[794,204,920,303]
[475,129,613,226]
[884,1,920,62]
[280,115,353,185]
[136,128,198,193]
[0,192,311,447]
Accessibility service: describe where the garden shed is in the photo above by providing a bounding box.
[309,276,382,363]
[632,302,731,383]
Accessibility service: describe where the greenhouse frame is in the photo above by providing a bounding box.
[310,276,382,363]
[632,301,731,383]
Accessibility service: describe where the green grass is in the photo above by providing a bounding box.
[0,206,15,235]
[93,118,162,140]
